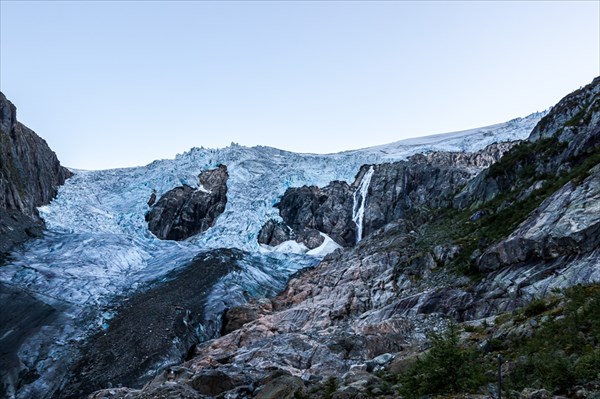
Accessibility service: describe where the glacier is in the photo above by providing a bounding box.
[0,111,544,398]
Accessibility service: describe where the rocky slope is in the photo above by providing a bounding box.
[90,78,600,399]
[146,165,229,240]
[0,92,71,256]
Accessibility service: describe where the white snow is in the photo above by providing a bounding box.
[306,233,343,257]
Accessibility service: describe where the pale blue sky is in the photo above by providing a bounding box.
[1,1,598,170]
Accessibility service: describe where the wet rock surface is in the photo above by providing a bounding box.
[146,165,228,240]
[0,92,71,257]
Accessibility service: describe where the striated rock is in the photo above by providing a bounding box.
[0,92,71,256]
[221,298,273,335]
[146,165,228,240]
[478,166,600,272]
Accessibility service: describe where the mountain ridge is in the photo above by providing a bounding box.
[1,78,598,399]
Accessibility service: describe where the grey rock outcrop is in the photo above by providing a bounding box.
[0,92,71,257]
[146,165,228,240]
[258,220,326,249]
[275,180,356,247]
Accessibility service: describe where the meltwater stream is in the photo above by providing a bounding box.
[352,166,375,243]
[0,114,542,398]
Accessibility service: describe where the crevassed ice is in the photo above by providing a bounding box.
[3,112,544,308]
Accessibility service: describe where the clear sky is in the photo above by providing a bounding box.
[1,1,598,170]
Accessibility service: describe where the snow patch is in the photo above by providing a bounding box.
[306,233,343,257]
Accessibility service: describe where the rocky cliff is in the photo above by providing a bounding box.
[0,92,71,257]
[259,141,515,250]
[91,78,600,399]
[146,165,229,240]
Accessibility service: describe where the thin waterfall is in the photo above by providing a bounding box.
[352,165,375,243]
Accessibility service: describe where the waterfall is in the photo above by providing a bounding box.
[352,165,375,243]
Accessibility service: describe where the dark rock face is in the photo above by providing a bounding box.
[257,219,325,249]
[0,92,71,257]
[257,219,295,247]
[146,165,228,240]
[276,181,356,247]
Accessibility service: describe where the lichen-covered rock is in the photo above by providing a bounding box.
[146,165,228,240]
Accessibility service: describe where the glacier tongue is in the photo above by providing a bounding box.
[0,112,544,399]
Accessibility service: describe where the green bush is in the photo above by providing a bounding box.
[399,325,488,398]
[505,285,600,393]
[523,298,547,317]
[574,349,600,381]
